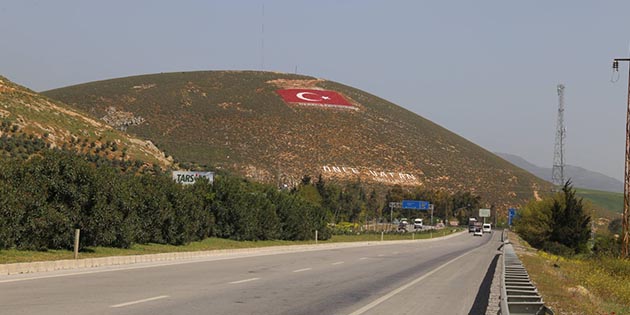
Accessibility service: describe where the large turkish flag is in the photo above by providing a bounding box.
[276,89,355,109]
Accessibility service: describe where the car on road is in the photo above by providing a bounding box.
[398,219,409,232]
[473,227,483,237]
[482,223,491,233]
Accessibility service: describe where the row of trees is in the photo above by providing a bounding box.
[295,175,484,226]
[0,150,330,251]
[0,130,488,251]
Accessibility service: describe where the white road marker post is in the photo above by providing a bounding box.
[74,229,80,259]
[381,231,384,241]
[315,230,318,244]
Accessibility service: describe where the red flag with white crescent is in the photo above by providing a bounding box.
[276,89,355,109]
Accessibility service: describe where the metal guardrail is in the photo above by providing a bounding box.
[500,230,554,315]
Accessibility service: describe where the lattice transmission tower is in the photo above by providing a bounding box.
[552,84,566,189]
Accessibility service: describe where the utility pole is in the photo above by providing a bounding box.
[612,58,630,259]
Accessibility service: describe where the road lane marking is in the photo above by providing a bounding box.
[332,261,345,265]
[292,268,312,273]
[110,295,169,308]
[229,277,260,284]
[377,254,384,257]
[359,257,368,260]
[346,250,475,315]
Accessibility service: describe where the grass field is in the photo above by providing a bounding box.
[0,228,461,265]
[575,188,623,224]
[510,231,630,315]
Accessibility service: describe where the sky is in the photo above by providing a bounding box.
[1,0,629,181]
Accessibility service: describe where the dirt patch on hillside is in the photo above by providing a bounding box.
[0,83,15,93]
[266,79,324,89]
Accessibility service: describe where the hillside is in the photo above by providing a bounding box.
[496,152,623,193]
[0,75,171,167]
[44,71,552,208]
[575,187,623,222]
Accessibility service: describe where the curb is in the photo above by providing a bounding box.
[0,230,465,276]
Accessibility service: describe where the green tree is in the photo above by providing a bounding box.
[513,197,554,248]
[549,181,591,254]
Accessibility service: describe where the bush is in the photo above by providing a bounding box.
[593,235,622,257]
[542,241,575,257]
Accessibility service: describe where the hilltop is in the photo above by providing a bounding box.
[44,71,552,208]
[0,75,171,167]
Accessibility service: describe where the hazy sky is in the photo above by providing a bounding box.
[2,1,629,181]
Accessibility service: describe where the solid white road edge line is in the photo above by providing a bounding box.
[229,277,260,284]
[292,268,312,273]
[110,295,169,308]
[346,249,475,315]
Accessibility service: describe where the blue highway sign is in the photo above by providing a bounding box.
[508,208,516,226]
[402,200,431,210]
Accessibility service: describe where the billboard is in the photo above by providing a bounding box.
[172,171,214,185]
[479,208,491,218]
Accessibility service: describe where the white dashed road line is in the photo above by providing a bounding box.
[292,268,312,273]
[229,277,260,284]
[110,295,169,308]
[346,249,475,315]
[332,261,345,265]
[359,257,368,260]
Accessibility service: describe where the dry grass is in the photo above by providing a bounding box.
[509,231,630,315]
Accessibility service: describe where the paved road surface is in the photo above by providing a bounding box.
[0,231,501,315]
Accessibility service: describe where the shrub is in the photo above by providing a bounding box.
[542,241,575,257]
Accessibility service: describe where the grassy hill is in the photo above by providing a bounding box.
[576,187,623,222]
[44,71,553,208]
[0,75,171,167]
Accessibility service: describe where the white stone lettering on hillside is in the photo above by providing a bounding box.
[322,165,421,185]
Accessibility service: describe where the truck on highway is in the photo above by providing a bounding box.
[468,218,480,233]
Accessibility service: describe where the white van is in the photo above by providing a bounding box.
[413,218,423,229]
[482,223,491,233]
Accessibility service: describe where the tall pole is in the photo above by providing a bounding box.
[552,84,566,189]
[613,58,630,259]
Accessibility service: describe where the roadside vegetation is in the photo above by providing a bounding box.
[512,182,629,314]
[0,228,462,265]
[0,135,475,255]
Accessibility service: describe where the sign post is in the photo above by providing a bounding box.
[388,202,401,231]
[508,208,516,226]
[402,200,433,226]
[479,208,491,224]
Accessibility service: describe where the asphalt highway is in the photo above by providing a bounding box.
[0,231,501,315]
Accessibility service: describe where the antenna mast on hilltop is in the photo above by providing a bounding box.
[552,84,566,189]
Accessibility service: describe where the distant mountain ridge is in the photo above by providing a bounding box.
[496,152,623,193]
